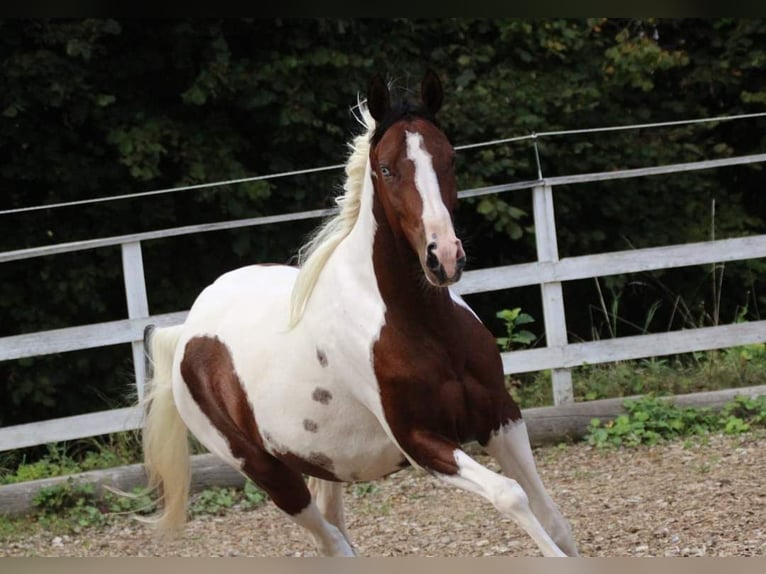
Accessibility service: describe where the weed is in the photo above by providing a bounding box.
[189,482,267,517]
[351,482,380,498]
[28,478,157,533]
[495,308,536,351]
[241,480,267,509]
[190,487,237,516]
[1,432,142,486]
[586,394,766,448]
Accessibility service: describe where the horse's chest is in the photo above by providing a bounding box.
[372,322,493,443]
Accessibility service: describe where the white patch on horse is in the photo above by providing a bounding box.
[292,504,356,556]
[485,419,578,555]
[169,161,406,484]
[435,449,567,557]
[406,130,452,238]
[449,288,481,322]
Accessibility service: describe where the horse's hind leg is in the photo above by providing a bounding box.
[201,441,354,556]
[174,337,355,557]
[307,477,351,543]
[210,446,355,556]
[484,420,579,556]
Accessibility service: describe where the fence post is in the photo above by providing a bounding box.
[532,184,574,405]
[121,241,149,402]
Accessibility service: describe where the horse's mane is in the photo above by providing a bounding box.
[288,100,375,327]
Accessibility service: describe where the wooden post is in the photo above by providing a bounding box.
[121,241,150,401]
[532,184,573,405]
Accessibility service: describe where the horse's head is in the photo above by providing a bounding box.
[367,69,466,287]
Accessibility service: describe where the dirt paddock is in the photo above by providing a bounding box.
[2,432,765,557]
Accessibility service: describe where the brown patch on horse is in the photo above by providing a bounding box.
[316,348,328,368]
[303,419,319,432]
[312,387,333,404]
[181,336,335,513]
[371,282,523,472]
[277,450,338,482]
[367,117,522,475]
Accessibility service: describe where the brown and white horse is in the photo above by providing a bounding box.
[141,70,578,557]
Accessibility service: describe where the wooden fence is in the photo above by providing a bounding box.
[1,152,766,452]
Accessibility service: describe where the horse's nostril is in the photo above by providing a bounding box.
[426,252,440,270]
[426,242,440,270]
[456,255,467,272]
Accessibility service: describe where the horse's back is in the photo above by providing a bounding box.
[185,264,297,332]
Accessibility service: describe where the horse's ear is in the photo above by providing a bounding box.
[367,74,391,122]
[421,68,443,116]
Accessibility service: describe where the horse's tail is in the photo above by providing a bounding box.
[141,323,190,534]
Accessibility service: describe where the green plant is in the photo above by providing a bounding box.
[351,482,380,498]
[29,478,157,533]
[189,482,267,516]
[32,480,107,531]
[1,432,143,486]
[241,481,267,509]
[495,308,536,351]
[190,487,237,516]
[586,394,766,448]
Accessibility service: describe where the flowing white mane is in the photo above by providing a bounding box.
[288,101,376,327]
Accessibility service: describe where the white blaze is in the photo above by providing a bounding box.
[405,131,453,237]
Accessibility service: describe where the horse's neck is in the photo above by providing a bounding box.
[327,159,452,319]
[369,198,454,320]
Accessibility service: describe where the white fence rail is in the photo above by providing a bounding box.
[1,153,765,451]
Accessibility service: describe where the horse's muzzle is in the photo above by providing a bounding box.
[424,239,466,286]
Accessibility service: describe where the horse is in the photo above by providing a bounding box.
[140,69,578,557]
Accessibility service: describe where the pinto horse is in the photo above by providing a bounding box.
[141,70,578,557]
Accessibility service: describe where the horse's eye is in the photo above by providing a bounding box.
[380,166,392,178]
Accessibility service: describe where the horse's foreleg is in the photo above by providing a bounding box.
[307,477,352,544]
[484,420,579,556]
[400,430,567,557]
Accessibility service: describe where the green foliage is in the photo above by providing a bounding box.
[586,394,766,448]
[189,482,267,517]
[1,476,264,536]
[509,343,766,409]
[1,434,142,485]
[241,480,268,508]
[1,18,765,431]
[190,486,237,516]
[474,197,530,239]
[30,479,153,532]
[1,445,82,485]
[351,482,380,498]
[495,307,536,351]
[33,481,106,531]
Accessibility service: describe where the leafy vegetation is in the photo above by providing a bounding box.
[189,483,266,517]
[0,476,267,539]
[585,394,766,448]
[507,343,766,409]
[495,307,536,350]
[1,18,764,430]
[31,480,154,532]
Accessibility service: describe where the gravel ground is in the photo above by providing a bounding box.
[2,432,765,557]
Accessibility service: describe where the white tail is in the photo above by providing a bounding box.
[141,324,189,534]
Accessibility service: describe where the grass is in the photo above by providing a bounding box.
[505,342,766,409]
